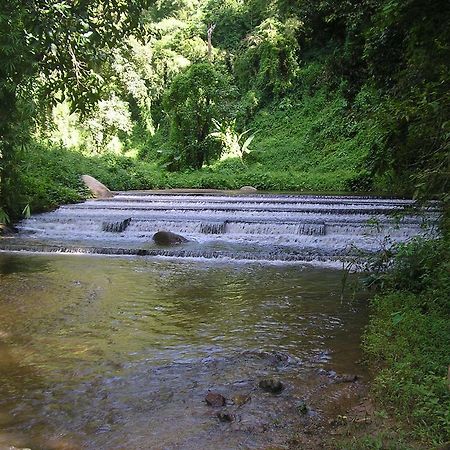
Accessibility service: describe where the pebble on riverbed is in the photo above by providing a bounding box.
[334,374,358,383]
[259,378,284,394]
[205,392,226,407]
[297,400,308,415]
[217,411,234,422]
[231,394,251,406]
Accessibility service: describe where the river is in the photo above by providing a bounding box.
[0,191,436,449]
[0,253,369,449]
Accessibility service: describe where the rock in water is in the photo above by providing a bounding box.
[231,394,251,406]
[297,400,308,414]
[153,230,188,246]
[81,175,113,199]
[217,411,234,422]
[0,224,18,236]
[205,392,226,407]
[259,379,284,394]
[334,374,358,383]
[102,218,131,233]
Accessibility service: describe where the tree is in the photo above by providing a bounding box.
[163,63,234,169]
[234,17,301,101]
[0,0,152,218]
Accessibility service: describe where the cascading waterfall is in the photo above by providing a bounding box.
[1,191,439,264]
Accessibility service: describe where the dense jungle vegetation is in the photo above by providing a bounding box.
[1,0,449,218]
[0,0,449,447]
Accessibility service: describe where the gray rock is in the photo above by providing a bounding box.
[81,175,113,199]
[153,230,188,246]
[240,186,258,192]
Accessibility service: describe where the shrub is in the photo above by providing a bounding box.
[364,237,450,444]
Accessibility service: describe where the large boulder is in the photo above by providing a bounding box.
[81,175,113,199]
[153,230,188,246]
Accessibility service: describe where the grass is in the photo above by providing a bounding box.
[361,238,450,446]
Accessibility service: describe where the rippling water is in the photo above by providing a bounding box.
[0,254,369,449]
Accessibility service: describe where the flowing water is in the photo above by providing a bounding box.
[0,191,439,449]
[0,253,369,450]
[1,191,438,265]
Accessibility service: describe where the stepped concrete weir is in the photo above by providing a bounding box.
[1,190,439,265]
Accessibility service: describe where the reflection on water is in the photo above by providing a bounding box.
[0,254,369,449]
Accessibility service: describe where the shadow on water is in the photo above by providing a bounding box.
[0,253,52,275]
[0,253,371,449]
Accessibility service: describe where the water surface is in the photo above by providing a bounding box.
[0,253,369,449]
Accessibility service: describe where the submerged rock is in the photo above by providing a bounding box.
[102,218,131,233]
[334,374,358,383]
[231,394,251,406]
[153,230,188,246]
[81,175,113,199]
[205,392,226,407]
[297,400,308,415]
[259,379,284,394]
[217,411,234,422]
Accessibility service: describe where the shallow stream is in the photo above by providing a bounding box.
[0,253,370,449]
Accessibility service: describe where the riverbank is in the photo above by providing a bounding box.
[334,237,449,449]
[7,140,370,221]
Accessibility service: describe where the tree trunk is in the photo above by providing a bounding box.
[207,24,216,61]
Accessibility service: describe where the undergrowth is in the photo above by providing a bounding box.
[362,238,450,446]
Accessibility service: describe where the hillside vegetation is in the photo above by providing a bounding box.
[1,0,449,219]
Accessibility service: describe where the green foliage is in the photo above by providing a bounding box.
[246,87,375,187]
[2,0,449,214]
[0,208,9,225]
[163,63,235,169]
[364,238,450,444]
[204,0,250,50]
[333,0,450,198]
[209,119,255,162]
[0,0,150,217]
[234,17,302,102]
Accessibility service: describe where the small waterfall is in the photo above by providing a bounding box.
[102,218,131,233]
[4,191,439,264]
[200,222,226,234]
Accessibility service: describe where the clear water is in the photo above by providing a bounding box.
[0,253,369,449]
